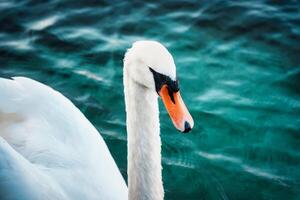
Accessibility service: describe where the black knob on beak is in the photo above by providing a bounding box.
[183,121,192,133]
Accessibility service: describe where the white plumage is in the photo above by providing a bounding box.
[0,77,127,200]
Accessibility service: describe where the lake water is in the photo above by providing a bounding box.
[0,0,299,199]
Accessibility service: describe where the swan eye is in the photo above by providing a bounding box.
[167,79,179,93]
[149,67,178,93]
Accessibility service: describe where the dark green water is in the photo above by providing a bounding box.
[1,0,300,199]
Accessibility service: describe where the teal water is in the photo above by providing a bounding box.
[0,0,300,199]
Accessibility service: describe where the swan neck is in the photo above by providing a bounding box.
[124,70,164,200]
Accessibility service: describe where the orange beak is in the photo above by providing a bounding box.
[159,84,194,133]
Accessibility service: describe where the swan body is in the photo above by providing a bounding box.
[0,77,127,200]
[0,41,193,200]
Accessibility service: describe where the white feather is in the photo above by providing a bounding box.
[0,77,127,200]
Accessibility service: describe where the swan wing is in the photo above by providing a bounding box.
[0,77,127,200]
[0,137,69,200]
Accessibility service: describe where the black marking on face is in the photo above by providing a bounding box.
[149,67,179,103]
[168,88,175,104]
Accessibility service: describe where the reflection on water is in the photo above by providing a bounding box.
[0,0,299,199]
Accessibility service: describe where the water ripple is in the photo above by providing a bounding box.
[74,70,104,82]
[197,151,289,184]
[27,15,60,31]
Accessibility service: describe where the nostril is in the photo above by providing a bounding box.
[183,121,192,133]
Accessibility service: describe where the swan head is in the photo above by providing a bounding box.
[124,40,194,133]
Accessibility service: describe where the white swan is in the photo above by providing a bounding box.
[0,41,194,200]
